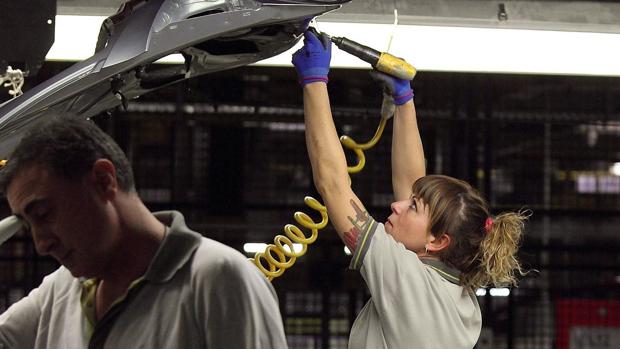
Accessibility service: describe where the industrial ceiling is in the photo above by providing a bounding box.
[57,0,620,33]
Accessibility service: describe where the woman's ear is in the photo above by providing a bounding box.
[427,233,451,253]
[90,159,118,199]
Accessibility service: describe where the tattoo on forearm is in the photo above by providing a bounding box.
[343,228,360,251]
[349,199,369,223]
[344,199,369,251]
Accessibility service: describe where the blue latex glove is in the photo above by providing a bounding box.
[369,70,414,105]
[292,29,331,86]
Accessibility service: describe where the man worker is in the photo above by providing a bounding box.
[0,115,288,348]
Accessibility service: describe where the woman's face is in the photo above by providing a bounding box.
[385,196,432,254]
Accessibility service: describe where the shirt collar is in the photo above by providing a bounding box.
[419,257,462,285]
[143,211,202,283]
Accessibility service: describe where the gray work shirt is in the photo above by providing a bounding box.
[0,211,288,349]
[348,218,482,349]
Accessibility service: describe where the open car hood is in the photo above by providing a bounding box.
[0,0,349,160]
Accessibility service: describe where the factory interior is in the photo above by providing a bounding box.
[1,1,619,348]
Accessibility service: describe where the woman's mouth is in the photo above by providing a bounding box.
[385,220,392,230]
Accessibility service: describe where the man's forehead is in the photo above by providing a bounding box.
[6,165,51,202]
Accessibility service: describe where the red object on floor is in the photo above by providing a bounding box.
[556,299,620,349]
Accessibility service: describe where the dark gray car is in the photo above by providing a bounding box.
[0,0,349,160]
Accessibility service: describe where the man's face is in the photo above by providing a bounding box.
[7,163,118,278]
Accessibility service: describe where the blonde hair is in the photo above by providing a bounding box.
[412,175,529,291]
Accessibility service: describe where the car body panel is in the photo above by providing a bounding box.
[0,0,349,160]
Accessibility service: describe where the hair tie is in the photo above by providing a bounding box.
[484,217,493,233]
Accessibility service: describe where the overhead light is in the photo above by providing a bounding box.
[476,288,511,297]
[610,163,620,176]
[47,15,620,76]
[243,243,268,254]
[243,243,303,254]
[271,21,620,76]
[46,15,105,61]
[489,288,511,297]
[344,246,352,255]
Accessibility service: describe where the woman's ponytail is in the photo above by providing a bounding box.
[463,209,531,290]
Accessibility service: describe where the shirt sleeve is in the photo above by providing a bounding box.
[349,217,430,287]
[194,245,287,349]
[348,218,436,332]
[0,272,54,349]
[348,217,379,271]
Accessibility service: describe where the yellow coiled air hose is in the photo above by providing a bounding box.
[251,114,390,281]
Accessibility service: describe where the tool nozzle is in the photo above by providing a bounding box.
[330,36,381,66]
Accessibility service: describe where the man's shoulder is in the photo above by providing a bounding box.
[24,266,82,301]
[192,237,252,269]
[42,266,79,285]
[187,238,273,294]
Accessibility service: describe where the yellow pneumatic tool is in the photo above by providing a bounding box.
[304,26,416,81]
[330,34,416,81]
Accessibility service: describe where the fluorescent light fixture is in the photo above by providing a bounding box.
[489,288,510,297]
[243,242,302,254]
[267,122,305,132]
[243,243,268,254]
[576,174,597,194]
[610,163,620,176]
[476,288,511,297]
[47,15,620,76]
[46,15,106,61]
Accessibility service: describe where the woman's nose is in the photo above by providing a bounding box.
[390,200,406,214]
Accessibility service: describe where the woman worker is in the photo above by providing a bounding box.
[292,29,528,348]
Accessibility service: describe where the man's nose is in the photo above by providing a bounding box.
[31,228,57,256]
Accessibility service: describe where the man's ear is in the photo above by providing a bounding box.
[90,159,118,199]
[427,233,451,253]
